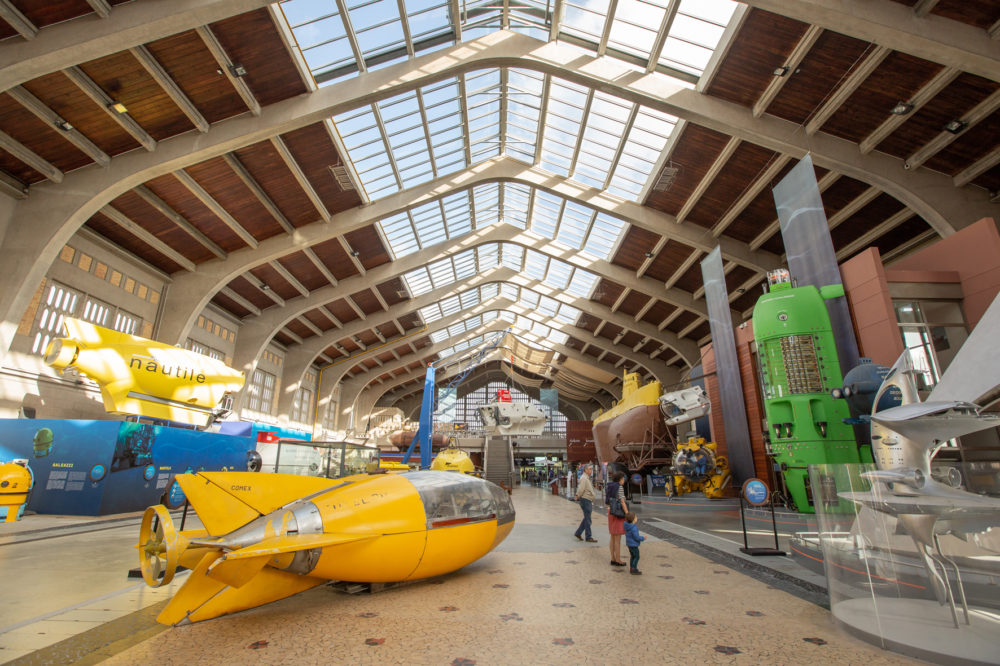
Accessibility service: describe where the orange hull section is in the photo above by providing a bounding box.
[592,405,666,465]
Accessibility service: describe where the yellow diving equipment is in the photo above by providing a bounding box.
[430,443,476,474]
[670,437,731,500]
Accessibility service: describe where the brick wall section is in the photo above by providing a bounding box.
[839,247,904,366]
[889,217,1000,328]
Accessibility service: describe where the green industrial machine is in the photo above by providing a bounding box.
[753,269,870,513]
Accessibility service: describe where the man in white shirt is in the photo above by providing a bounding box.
[573,463,598,542]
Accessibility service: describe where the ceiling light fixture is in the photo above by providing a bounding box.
[108,101,128,114]
[228,63,248,78]
[54,118,73,131]
[772,65,789,77]
[890,101,914,115]
[349,249,360,257]
[943,119,968,134]
[644,251,655,258]
[259,283,270,291]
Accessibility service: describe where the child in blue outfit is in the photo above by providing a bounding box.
[624,512,644,575]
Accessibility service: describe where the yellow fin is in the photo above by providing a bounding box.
[206,554,270,588]
[223,533,374,560]
[174,474,261,535]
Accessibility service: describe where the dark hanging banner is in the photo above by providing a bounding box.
[700,247,755,483]
[772,154,860,377]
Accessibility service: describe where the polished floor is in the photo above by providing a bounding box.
[0,485,919,665]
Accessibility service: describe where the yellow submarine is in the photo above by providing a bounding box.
[45,318,244,426]
[591,372,668,465]
[138,469,514,624]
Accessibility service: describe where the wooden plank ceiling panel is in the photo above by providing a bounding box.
[273,331,296,346]
[211,292,254,319]
[13,0,94,28]
[343,226,390,270]
[281,123,363,216]
[673,262,703,294]
[248,264,298,301]
[972,164,1000,194]
[146,174,247,252]
[872,74,999,159]
[925,111,1000,176]
[377,278,410,307]
[619,291,650,318]
[665,310,697,334]
[187,158,286,241]
[109,190,215,264]
[705,8,808,108]
[597,322,622,341]
[929,0,1000,29]
[397,312,422,331]
[643,239,697,282]
[375,321,399,338]
[732,290,758,315]
[357,330,379,346]
[830,193,910,246]
[228,275,273,310]
[233,142,320,228]
[285,319,313,339]
[23,72,140,156]
[619,331,642,348]
[592,278,624,309]
[645,125,730,214]
[210,9,309,106]
[577,313,600,333]
[688,322,711,342]
[79,52,195,140]
[820,176,873,219]
[765,30,872,126]
[303,309,336,332]
[146,31,250,124]
[822,52,944,144]
[277,252,327,291]
[611,226,659,270]
[0,93,91,173]
[725,265,757,294]
[872,216,931,258]
[685,142,778,230]
[640,300,675,326]
[724,159,804,243]
[84,212,185,274]
[350,288,382,316]
[326,299,359,324]
[0,148,42,185]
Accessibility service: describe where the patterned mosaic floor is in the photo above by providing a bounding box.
[91,486,918,665]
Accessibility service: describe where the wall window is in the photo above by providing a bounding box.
[32,283,80,354]
[893,299,968,392]
[185,339,226,361]
[113,309,140,335]
[290,387,314,425]
[246,369,277,415]
[80,296,113,328]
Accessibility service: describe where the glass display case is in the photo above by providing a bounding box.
[258,439,380,479]
[808,463,1000,664]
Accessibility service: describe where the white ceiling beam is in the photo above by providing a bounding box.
[658,308,682,331]
[100,205,196,271]
[828,186,880,231]
[345,296,367,320]
[597,0,618,56]
[912,0,939,18]
[0,129,62,182]
[282,328,303,345]
[805,45,890,135]
[859,66,959,155]
[220,286,261,316]
[129,45,209,132]
[267,4,316,93]
[269,260,309,298]
[173,169,259,249]
[298,317,324,337]
[333,0,366,73]
[249,277,285,307]
[304,248,339,286]
[645,0,680,74]
[223,152,294,234]
[636,237,668,278]
[85,0,112,18]
[196,26,260,116]
[664,249,702,290]
[321,305,343,328]
[610,289,629,313]
[836,208,914,261]
[338,236,367,275]
[953,149,1000,188]
[711,154,791,237]
[322,118,368,203]
[676,137,740,223]
[634,297,655,322]
[7,86,109,167]
[271,135,331,222]
[905,88,1000,171]
[63,66,156,151]
[753,24,822,118]
[0,1,36,40]
[0,171,27,199]
[134,185,227,260]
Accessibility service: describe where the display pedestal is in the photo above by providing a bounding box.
[832,597,1000,666]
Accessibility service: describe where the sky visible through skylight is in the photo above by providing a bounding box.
[278,0,736,354]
